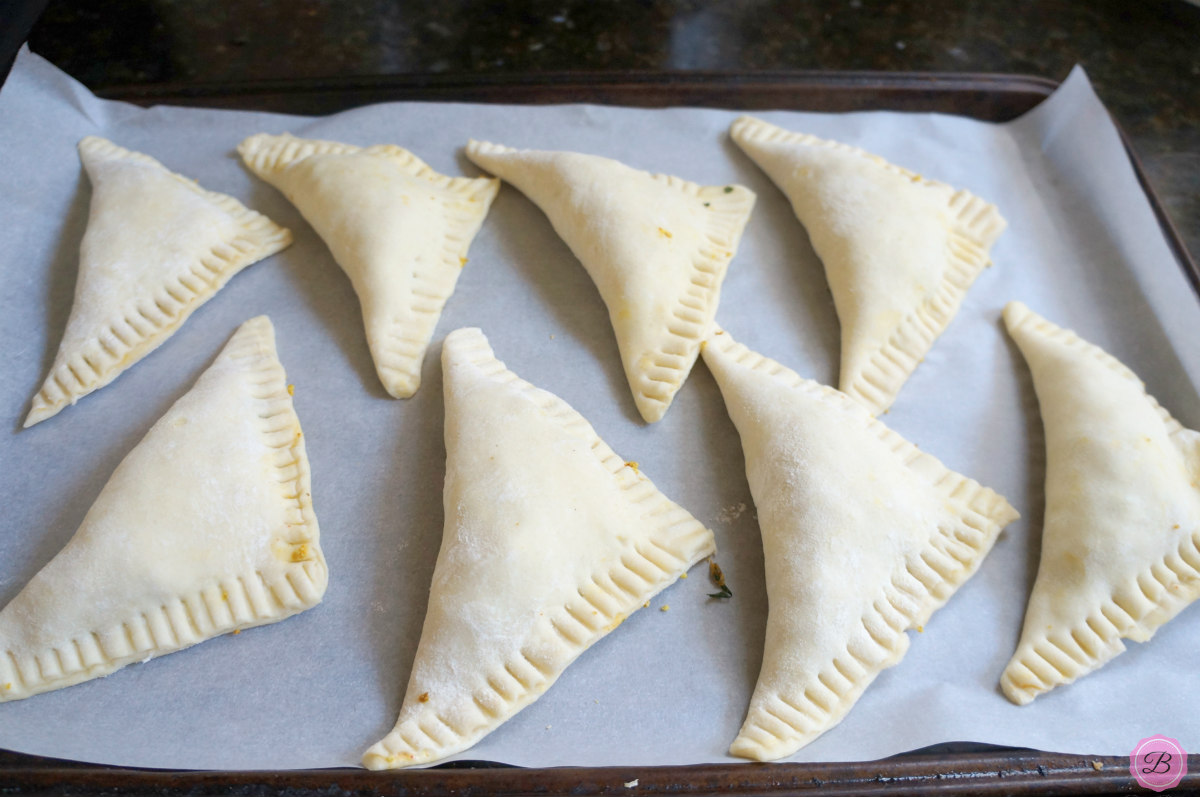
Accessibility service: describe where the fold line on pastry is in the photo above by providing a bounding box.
[999,301,1200,706]
[465,139,755,423]
[239,133,499,397]
[729,116,1005,416]
[25,137,292,427]
[702,329,1017,761]
[362,327,715,769]
[0,316,326,702]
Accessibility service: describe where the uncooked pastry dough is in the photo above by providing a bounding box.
[465,139,755,423]
[362,327,715,769]
[0,316,326,702]
[239,133,499,398]
[702,328,1018,761]
[1001,301,1200,705]
[730,116,1005,416]
[25,137,292,427]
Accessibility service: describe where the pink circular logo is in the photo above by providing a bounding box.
[1130,735,1188,792]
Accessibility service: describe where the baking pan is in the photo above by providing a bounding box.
[2,70,1197,796]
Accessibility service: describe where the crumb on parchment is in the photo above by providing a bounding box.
[707,557,732,599]
[716,502,747,524]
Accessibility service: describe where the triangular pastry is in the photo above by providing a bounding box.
[239,134,499,398]
[465,140,755,423]
[730,116,1006,416]
[1000,301,1200,705]
[0,316,327,702]
[362,327,715,769]
[25,137,292,427]
[702,329,1017,761]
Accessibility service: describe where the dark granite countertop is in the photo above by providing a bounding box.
[18,0,1200,260]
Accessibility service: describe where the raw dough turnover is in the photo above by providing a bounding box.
[0,316,326,702]
[239,133,499,398]
[730,116,1005,415]
[702,328,1017,761]
[25,137,292,427]
[465,140,755,423]
[362,327,715,769]
[1001,301,1200,705]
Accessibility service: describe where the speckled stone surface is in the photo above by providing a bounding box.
[21,0,1200,258]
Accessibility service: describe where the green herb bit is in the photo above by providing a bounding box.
[707,557,732,599]
[707,584,733,600]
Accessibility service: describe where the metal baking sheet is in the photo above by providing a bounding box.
[0,48,1197,787]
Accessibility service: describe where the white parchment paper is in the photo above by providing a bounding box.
[0,48,1197,770]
